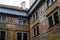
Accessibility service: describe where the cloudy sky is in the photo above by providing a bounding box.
[0,0,29,8]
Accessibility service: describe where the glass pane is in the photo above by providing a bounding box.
[53,12,59,24]
[36,26,39,35]
[23,20,26,25]
[48,16,53,28]
[23,33,28,40]
[36,12,38,18]
[33,14,35,21]
[2,16,6,22]
[47,0,52,7]
[53,0,56,2]
[17,19,22,25]
[1,31,6,40]
[17,33,22,40]
[33,28,36,36]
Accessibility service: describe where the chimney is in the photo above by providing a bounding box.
[21,1,26,9]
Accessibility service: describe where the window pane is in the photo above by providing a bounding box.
[2,16,6,22]
[23,20,26,25]
[1,31,6,40]
[23,33,28,40]
[48,16,53,28]
[53,12,59,24]
[17,33,22,40]
[36,12,38,18]
[33,14,35,21]
[18,19,22,25]
[33,28,36,36]
[53,0,56,2]
[47,0,52,7]
[36,26,39,35]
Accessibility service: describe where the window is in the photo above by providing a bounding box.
[33,28,36,36]
[17,33,22,40]
[32,11,38,21]
[17,32,28,40]
[2,16,6,22]
[0,31,6,40]
[52,0,56,2]
[17,19,22,25]
[53,12,59,24]
[48,16,53,28]
[33,14,35,21]
[23,20,27,25]
[47,0,52,7]
[17,19,27,25]
[33,24,39,36]
[48,11,59,28]
[36,12,38,18]
[47,0,56,7]
[36,26,39,35]
[23,33,28,40]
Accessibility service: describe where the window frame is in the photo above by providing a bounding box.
[52,0,56,3]
[48,11,60,28]
[47,0,52,7]
[32,11,39,22]
[17,19,23,25]
[48,16,54,28]
[0,30,6,40]
[53,12,59,24]
[16,32,29,40]
[23,20,27,25]
[33,24,39,36]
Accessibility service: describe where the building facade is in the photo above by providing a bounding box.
[0,4,29,40]
[29,0,60,40]
[0,0,60,40]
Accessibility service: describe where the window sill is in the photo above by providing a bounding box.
[48,22,60,29]
[33,34,40,38]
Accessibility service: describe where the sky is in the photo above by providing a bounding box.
[0,0,29,8]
